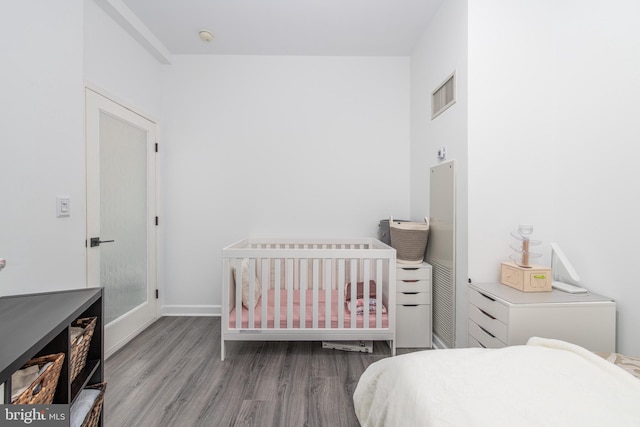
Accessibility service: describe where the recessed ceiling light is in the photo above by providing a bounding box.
[199,30,214,42]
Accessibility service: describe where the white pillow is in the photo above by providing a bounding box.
[235,258,261,309]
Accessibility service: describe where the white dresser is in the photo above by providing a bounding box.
[396,262,432,348]
[468,282,616,352]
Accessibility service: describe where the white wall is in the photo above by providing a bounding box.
[0,0,163,299]
[468,0,640,355]
[550,1,640,356]
[161,55,411,314]
[468,1,556,282]
[83,0,163,119]
[0,1,86,294]
[410,0,468,347]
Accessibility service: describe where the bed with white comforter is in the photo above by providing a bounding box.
[354,337,640,427]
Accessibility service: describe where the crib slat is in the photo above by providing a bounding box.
[338,259,345,328]
[235,258,242,330]
[274,260,281,329]
[261,258,268,328]
[248,258,256,328]
[287,258,294,329]
[312,259,319,329]
[325,258,332,328]
[350,259,357,328]
[363,259,370,328]
[376,259,383,329]
[300,259,307,329]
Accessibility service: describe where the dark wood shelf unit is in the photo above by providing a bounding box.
[0,287,104,418]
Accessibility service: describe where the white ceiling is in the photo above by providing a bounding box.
[120,0,444,56]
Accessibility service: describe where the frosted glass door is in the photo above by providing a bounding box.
[100,113,148,323]
[86,88,157,357]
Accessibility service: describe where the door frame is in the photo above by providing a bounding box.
[84,84,160,358]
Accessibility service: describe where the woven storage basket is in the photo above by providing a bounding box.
[378,219,408,246]
[390,216,430,264]
[70,317,97,382]
[79,383,107,427]
[12,353,65,404]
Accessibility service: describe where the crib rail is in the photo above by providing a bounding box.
[224,238,394,260]
[221,238,396,360]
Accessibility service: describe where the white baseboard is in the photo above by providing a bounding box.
[161,304,221,316]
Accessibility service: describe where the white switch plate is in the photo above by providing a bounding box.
[56,196,70,217]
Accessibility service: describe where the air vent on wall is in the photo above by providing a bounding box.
[432,71,456,119]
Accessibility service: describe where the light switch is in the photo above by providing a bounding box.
[56,196,70,217]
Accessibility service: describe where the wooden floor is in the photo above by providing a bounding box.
[104,316,407,427]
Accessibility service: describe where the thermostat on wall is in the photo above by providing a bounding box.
[437,146,447,160]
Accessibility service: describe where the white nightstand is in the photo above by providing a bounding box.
[396,262,432,348]
[468,282,616,352]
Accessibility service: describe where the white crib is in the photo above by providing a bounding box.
[221,238,396,360]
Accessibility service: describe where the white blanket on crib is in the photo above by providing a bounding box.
[353,337,640,427]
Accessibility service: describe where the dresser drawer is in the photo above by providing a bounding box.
[468,320,505,349]
[468,304,508,343]
[468,287,509,323]
[468,282,616,353]
[468,334,485,348]
[396,280,431,293]
[396,291,431,305]
[396,267,431,281]
[396,304,431,348]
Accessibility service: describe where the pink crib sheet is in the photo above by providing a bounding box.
[229,289,388,329]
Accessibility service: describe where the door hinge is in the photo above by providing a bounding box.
[155,216,159,226]
[155,289,159,299]
[155,142,158,153]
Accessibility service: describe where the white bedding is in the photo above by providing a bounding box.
[354,337,640,427]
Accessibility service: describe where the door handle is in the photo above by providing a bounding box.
[89,237,115,247]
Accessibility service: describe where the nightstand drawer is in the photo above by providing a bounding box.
[396,292,431,305]
[468,320,505,348]
[468,304,507,343]
[396,267,431,281]
[396,280,431,293]
[468,287,508,323]
[468,282,616,352]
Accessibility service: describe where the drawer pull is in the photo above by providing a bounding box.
[402,304,419,307]
[402,268,419,271]
[402,292,419,295]
[479,308,496,320]
[479,292,496,302]
[478,325,496,338]
[533,274,546,279]
[402,280,419,283]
